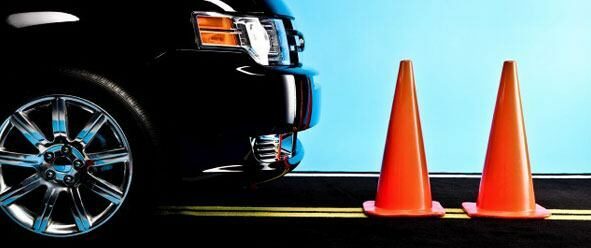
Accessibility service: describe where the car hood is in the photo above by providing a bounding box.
[0,0,293,19]
[202,0,293,17]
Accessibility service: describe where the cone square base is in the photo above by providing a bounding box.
[462,202,551,219]
[363,201,445,218]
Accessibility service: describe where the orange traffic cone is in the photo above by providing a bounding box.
[462,61,550,219]
[363,60,445,217]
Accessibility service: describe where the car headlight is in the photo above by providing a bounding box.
[192,11,291,66]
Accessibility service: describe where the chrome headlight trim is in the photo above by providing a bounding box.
[192,11,291,66]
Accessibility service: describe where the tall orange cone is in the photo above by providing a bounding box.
[462,61,550,219]
[363,60,445,217]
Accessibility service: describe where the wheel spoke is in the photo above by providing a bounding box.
[85,174,123,205]
[0,149,42,168]
[10,111,50,149]
[51,97,68,139]
[0,174,43,206]
[75,113,107,146]
[70,188,91,232]
[33,187,60,233]
[87,148,129,167]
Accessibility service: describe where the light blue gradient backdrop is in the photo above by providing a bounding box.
[285,0,591,173]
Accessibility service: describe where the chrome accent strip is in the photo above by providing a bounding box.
[284,75,297,125]
[236,66,265,77]
[203,165,245,173]
[7,12,79,28]
[204,0,236,12]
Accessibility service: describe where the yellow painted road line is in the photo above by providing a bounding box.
[547,215,591,221]
[442,213,470,219]
[159,206,591,216]
[161,211,466,219]
[549,209,591,215]
[160,206,461,213]
[444,208,464,213]
[161,210,591,221]
[160,206,363,213]
[159,206,591,221]
[161,211,367,218]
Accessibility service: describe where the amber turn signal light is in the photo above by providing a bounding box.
[197,16,234,30]
[199,31,239,46]
[195,16,240,46]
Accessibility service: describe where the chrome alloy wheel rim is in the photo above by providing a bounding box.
[0,95,133,237]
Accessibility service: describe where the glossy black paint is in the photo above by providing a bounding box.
[0,0,319,180]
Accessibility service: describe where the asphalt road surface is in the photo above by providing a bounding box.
[2,172,591,247]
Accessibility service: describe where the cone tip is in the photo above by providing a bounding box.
[504,60,517,66]
[501,60,518,75]
[398,60,414,72]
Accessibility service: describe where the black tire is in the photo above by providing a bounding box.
[0,68,157,240]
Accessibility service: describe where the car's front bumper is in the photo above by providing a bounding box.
[152,49,319,136]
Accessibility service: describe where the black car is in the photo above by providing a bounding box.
[0,0,319,237]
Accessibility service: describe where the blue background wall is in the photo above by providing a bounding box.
[285,0,591,173]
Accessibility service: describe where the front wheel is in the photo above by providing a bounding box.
[0,95,134,237]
